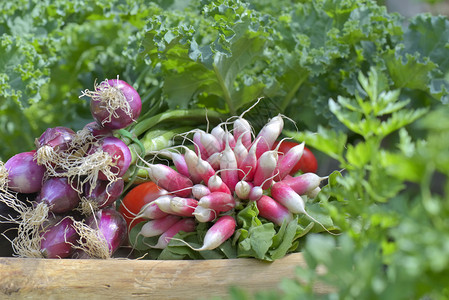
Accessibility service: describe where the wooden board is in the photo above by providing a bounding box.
[0,253,331,299]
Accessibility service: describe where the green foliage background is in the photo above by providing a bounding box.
[2,0,449,299]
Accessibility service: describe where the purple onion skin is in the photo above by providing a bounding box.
[83,178,124,209]
[35,126,76,151]
[83,121,113,139]
[86,208,127,254]
[95,136,132,180]
[40,216,79,259]
[37,177,81,214]
[4,151,46,194]
[90,79,142,130]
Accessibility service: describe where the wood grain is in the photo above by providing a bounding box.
[0,253,331,299]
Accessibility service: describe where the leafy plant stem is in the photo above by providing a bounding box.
[129,109,224,138]
[213,63,236,115]
[279,71,309,113]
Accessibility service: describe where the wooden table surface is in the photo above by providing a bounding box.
[0,253,331,299]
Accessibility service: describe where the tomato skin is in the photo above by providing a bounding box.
[273,141,318,174]
[118,181,166,229]
[297,147,318,173]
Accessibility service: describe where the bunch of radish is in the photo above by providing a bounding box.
[0,78,141,259]
[123,104,331,254]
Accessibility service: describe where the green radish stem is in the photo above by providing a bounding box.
[130,109,224,138]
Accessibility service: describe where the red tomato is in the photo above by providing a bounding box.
[118,181,166,229]
[272,141,318,174]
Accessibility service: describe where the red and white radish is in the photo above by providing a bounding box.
[248,185,264,201]
[280,173,327,195]
[255,114,284,158]
[198,192,235,212]
[219,141,239,193]
[193,205,217,223]
[235,180,253,200]
[274,142,305,181]
[181,215,236,251]
[137,200,169,220]
[252,150,278,189]
[256,195,293,226]
[270,182,336,234]
[192,184,211,200]
[200,132,222,159]
[169,197,198,217]
[233,135,249,167]
[150,218,196,249]
[207,173,231,194]
[139,215,181,238]
[233,118,252,150]
[238,137,261,181]
[142,163,193,198]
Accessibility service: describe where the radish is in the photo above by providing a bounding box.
[270,182,336,234]
[219,140,239,193]
[233,135,249,167]
[193,205,217,223]
[255,114,284,158]
[192,184,211,200]
[193,130,208,159]
[256,195,293,226]
[307,187,321,199]
[270,182,308,214]
[252,150,278,189]
[137,200,169,220]
[248,185,263,201]
[207,152,221,171]
[280,173,328,195]
[183,147,204,184]
[222,132,236,149]
[169,197,198,217]
[207,173,231,194]
[160,151,192,180]
[80,78,142,130]
[274,142,305,181]
[4,151,46,194]
[211,123,227,150]
[233,118,252,149]
[153,195,176,214]
[198,192,235,212]
[184,148,215,185]
[233,100,258,149]
[150,218,196,249]
[141,163,193,198]
[200,132,222,159]
[176,215,236,251]
[235,180,253,200]
[238,137,261,181]
[139,215,181,237]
